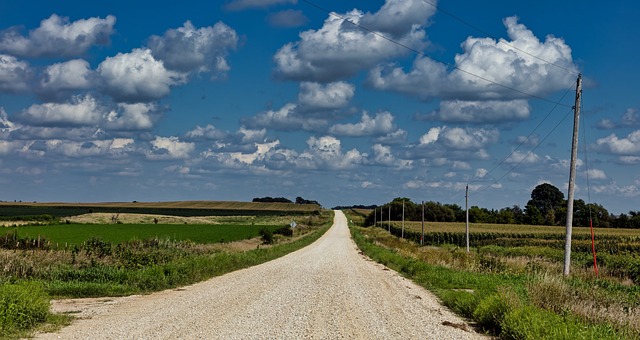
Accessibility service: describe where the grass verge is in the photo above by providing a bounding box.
[349,224,636,339]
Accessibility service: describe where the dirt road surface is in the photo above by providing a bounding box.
[38,210,487,339]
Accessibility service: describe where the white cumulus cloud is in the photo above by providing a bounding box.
[420,99,530,123]
[0,54,31,93]
[244,103,328,131]
[18,94,102,126]
[186,124,228,140]
[368,16,577,101]
[419,126,499,150]
[329,111,397,137]
[273,0,433,82]
[506,150,540,164]
[103,102,160,131]
[296,136,366,170]
[39,59,95,99]
[98,48,186,103]
[594,130,640,154]
[298,81,355,111]
[147,21,238,77]
[147,136,195,160]
[0,14,116,58]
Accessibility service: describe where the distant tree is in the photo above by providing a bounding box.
[587,203,611,228]
[332,204,377,210]
[496,205,526,224]
[252,197,292,203]
[527,183,565,225]
[496,207,516,224]
[629,211,640,228]
[469,206,492,223]
[295,197,320,206]
[423,201,457,222]
[525,202,545,225]
[444,204,465,222]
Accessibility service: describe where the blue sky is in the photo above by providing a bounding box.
[0,0,638,215]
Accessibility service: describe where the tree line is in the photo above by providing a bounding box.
[364,183,640,228]
[252,196,321,206]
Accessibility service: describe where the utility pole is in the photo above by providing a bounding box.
[388,205,391,233]
[564,74,582,277]
[465,184,470,253]
[421,201,425,245]
[374,207,376,227]
[402,199,405,239]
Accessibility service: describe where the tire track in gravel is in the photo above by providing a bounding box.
[38,210,487,339]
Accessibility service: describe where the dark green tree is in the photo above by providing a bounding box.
[525,202,545,225]
[527,183,565,225]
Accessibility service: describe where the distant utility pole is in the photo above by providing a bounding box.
[402,200,405,239]
[388,205,391,233]
[465,184,470,253]
[374,207,377,227]
[421,201,425,245]
[564,74,582,277]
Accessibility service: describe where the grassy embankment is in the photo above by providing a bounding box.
[0,203,332,338]
[345,209,640,339]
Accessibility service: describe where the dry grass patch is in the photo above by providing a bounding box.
[528,273,640,334]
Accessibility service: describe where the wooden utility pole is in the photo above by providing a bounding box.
[402,200,405,239]
[564,74,582,277]
[388,205,391,233]
[465,184,470,253]
[421,201,425,245]
[374,207,377,227]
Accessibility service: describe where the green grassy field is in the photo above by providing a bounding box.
[380,220,640,237]
[2,223,285,246]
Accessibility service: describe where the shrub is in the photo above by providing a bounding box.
[259,228,274,244]
[0,281,49,336]
[438,289,478,317]
[273,226,293,237]
[473,288,519,334]
[82,237,112,258]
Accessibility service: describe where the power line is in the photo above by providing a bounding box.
[477,105,575,195]
[479,87,573,183]
[419,0,580,76]
[580,91,593,215]
[299,0,582,208]
[298,0,573,109]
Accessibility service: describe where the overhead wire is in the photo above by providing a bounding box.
[418,0,580,76]
[299,0,582,207]
[481,106,575,192]
[581,89,593,216]
[478,87,574,185]
[298,0,574,109]
[448,103,576,208]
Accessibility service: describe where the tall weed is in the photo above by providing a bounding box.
[0,281,49,337]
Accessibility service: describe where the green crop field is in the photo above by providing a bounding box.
[379,220,640,237]
[1,223,285,246]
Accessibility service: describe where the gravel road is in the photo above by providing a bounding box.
[39,210,487,339]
